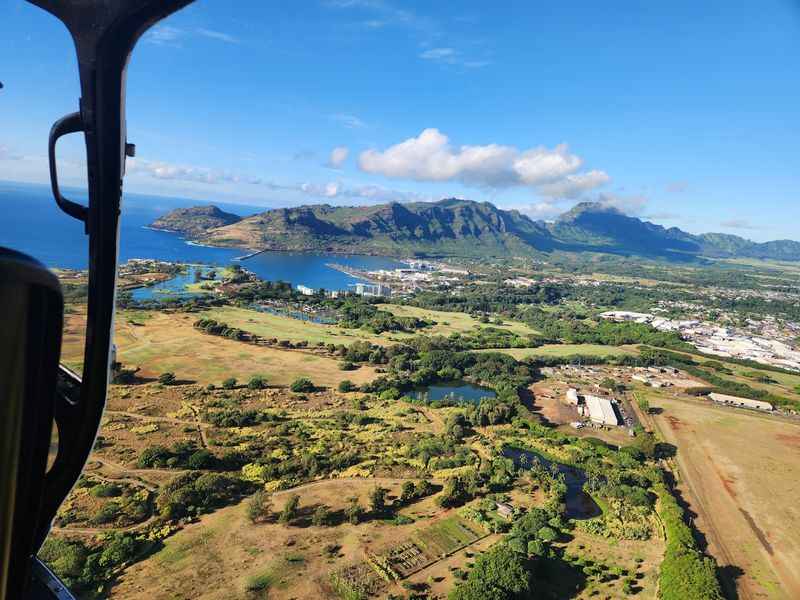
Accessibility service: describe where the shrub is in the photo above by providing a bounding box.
[338,380,356,393]
[345,497,363,524]
[279,494,300,524]
[186,449,216,470]
[247,375,267,390]
[90,483,122,498]
[91,502,121,525]
[222,377,237,390]
[339,361,357,371]
[247,490,272,523]
[158,372,176,385]
[312,505,331,527]
[290,378,314,393]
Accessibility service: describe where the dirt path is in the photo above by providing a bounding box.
[270,476,424,498]
[52,513,159,536]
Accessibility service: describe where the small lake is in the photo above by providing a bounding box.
[130,265,217,301]
[502,446,601,520]
[413,381,496,404]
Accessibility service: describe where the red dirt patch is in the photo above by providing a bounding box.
[666,415,683,431]
[776,433,800,449]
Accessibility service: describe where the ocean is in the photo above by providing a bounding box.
[0,181,404,291]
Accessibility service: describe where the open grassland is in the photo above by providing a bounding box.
[648,392,800,599]
[110,479,462,600]
[64,310,379,388]
[474,343,640,360]
[560,529,664,600]
[378,303,541,336]
[197,305,394,346]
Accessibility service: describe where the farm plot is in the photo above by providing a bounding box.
[380,514,487,578]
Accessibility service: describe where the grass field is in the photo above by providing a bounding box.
[378,304,541,337]
[474,344,639,360]
[648,392,800,599]
[111,479,434,600]
[198,305,391,345]
[65,310,379,388]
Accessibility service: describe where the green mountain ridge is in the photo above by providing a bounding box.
[149,198,800,261]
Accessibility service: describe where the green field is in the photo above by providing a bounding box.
[474,344,639,359]
[198,306,391,345]
[379,304,541,337]
[413,514,485,557]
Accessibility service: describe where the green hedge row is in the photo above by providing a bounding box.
[655,483,724,600]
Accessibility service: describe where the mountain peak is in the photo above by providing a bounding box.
[557,201,624,222]
[150,204,242,238]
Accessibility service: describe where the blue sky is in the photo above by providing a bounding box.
[1,0,799,241]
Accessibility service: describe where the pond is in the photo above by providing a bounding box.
[502,446,601,520]
[130,265,217,301]
[412,381,496,405]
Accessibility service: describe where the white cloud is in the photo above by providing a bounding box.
[420,47,456,61]
[513,144,583,185]
[144,25,184,45]
[537,171,612,199]
[595,192,648,215]
[328,146,349,168]
[195,28,240,44]
[720,218,761,230]
[126,156,427,205]
[144,25,240,46]
[419,47,491,68]
[522,201,564,220]
[358,128,609,198]
[331,113,366,129]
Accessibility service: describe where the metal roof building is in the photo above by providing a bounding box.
[709,392,773,411]
[583,394,620,426]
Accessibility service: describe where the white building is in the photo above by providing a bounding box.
[297,284,316,296]
[566,388,580,405]
[583,394,620,426]
[354,282,391,297]
[709,392,773,411]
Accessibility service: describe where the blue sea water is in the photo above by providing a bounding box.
[0,181,404,291]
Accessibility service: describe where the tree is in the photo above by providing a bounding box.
[345,497,363,525]
[415,480,434,498]
[369,486,387,515]
[445,413,468,442]
[338,379,356,392]
[186,449,216,470]
[247,375,267,390]
[637,395,651,414]
[633,431,657,459]
[247,490,272,523]
[312,504,330,526]
[400,481,416,504]
[279,494,300,524]
[448,543,532,600]
[222,377,237,390]
[158,372,176,385]
[291,377,314,393]
[600,377,626,393]
[437,477,469,508]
